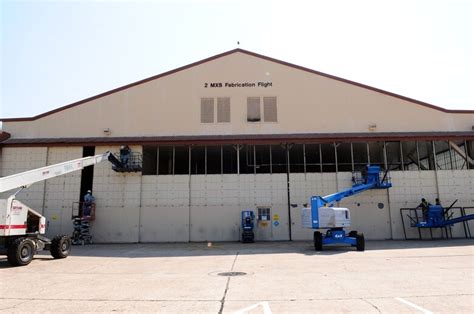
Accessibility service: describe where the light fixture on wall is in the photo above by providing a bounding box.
[368,123,377,132]
[103,128,111,136]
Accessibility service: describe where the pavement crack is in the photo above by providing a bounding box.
[0,300,29,311]
[218,252,240,314]
[362,298,381,313]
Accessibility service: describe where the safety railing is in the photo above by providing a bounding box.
[111,151,142,172]
[71,202,96,221]
[400,206,472,240]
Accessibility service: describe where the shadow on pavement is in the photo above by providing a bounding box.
[1,239,472,267]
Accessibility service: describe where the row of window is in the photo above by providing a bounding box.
[142,140,474,175]
[200,97,278,123]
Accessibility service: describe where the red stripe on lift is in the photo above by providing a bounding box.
[0,224,27,229]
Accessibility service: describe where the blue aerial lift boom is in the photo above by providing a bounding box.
[302,165,392,251]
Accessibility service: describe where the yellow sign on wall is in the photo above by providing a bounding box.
[273,214,279,221]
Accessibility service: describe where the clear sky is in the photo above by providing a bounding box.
[1,0,473,119]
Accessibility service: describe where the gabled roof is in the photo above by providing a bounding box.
[1,48,472,122]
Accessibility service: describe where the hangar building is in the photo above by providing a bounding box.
[1,49,473,242]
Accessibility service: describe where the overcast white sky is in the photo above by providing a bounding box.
[1,0,473,119]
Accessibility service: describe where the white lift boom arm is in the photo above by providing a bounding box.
[0,152,114,193]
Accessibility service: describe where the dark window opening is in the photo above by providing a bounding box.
[401,141,419,170]
[289,144,305,173]
[158,146,173,175]
[207,146,222,174]
[368,142,384,167]
[239,145,255,174]
[80,146,95,202]
[305,144,321,173]
[191,146,206,175]
[418,141,435,170]
[469,141,474,160]
[271,144,287,173]
[174,146,189,174]
[434,141,452,170]
[468,141,474,169]
[223,145,238,174]
[255,145,271,173]
[142,146,158,175]
[336,143,352,172]
[385,141,402,170]
[321,143,336,172]
[352,142,368,171]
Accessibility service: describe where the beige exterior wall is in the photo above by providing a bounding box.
[92,146,142,243]
[1,145,473,243]
[43,147,82,237]
[3,52,473,138]
[0,147,48,210]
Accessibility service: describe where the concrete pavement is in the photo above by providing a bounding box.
[0,240,473,313]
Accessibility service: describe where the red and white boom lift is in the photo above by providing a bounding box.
[0,152,121,266]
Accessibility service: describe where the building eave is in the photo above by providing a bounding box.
[1,132,473,147]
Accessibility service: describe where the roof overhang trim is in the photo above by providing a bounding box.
[1,132,473,147]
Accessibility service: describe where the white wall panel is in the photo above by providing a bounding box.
[41,147,82,236]
[389,171,439,239]
[190,205,240,241]
[0,147,47,209]
[93,206,139,243]
[9,143,471,243]
[140,206,189,242]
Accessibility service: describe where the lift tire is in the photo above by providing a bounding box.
[7,237,35,266]
[348,231,357,238]
[356,233,365,251]
[314,231,323,251]
[50,234,72,259]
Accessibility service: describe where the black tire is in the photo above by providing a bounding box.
[356,232,365,251]
[348,230,358,246]
[50,234,71,259]
[314,231,323,251]
[7,237,35,266]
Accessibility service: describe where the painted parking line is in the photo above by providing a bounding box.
[395,297,433,314]
[234,301,272,314]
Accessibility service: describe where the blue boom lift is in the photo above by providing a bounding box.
[401,200,474,240]
[415,201,474,229]
[302,165,392,251]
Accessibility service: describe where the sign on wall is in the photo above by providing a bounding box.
[204,81,273,88]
